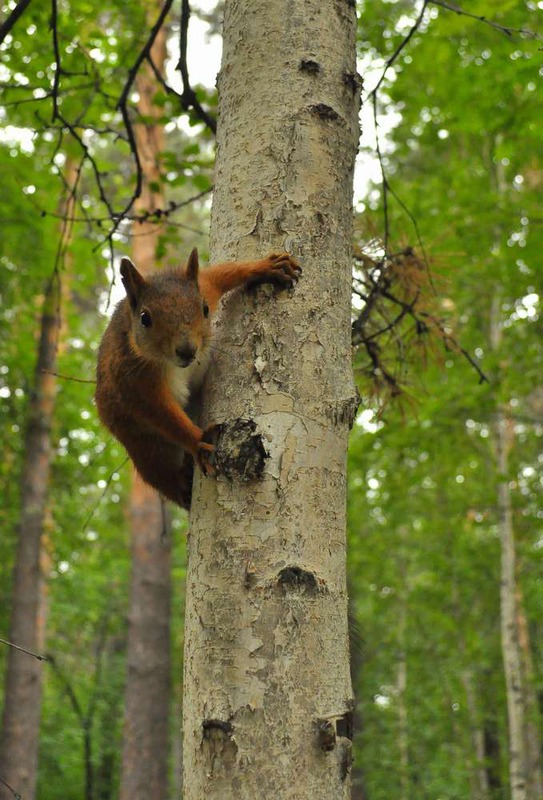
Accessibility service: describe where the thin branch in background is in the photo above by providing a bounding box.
[50,0,61,121]
[54,112,116,221]
[0,0,32,46]
[387,181,431,283]
[0,775,22,800]
[429,0,543,41]
[176,0,217,134]
[34,187,212,226]
[371,91,390,253]
[351,245,489,403]
[81,457,129,536]
[47,654,94,800]
[115,0,177,231]
[369,0,429,99]
[368,0,540,261]
[419,311,488,384]
[368,0,429,256]
[0,636,49,662]
[40,369,96,384]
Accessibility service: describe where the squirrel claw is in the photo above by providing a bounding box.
[263,253,302,287]
[196,424,221,475]
[196,440,216,476]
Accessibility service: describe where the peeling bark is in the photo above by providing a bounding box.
[183,1,360,797]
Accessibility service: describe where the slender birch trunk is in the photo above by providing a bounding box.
[515,587,543,800]
[452,576,490,800]
[495,410,528,800]
[119,20,172,800]
[183,1,361,797]
[397,610,409,800]
[461,666,490,800]
[0,165,76,800]
[490,292,528,800]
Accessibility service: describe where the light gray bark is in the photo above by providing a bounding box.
[490,292,528,800]
[182,1,360,797]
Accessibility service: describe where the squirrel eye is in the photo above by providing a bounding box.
[140,310,152,328]
[202,301,209,318]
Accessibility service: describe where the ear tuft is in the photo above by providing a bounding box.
[120,258,147,310]
[186,248,199,283]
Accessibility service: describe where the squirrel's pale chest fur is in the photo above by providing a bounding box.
[167,348,211,408]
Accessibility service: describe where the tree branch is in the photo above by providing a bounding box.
[176,0,217,134]
[0,0,32,46]
[0,775,22,800]
[429,0,543,40]
[0,636,49,662]
[115,0,176,226]
[50,0,61,121]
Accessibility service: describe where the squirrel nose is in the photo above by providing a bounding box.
[175,344,196,367]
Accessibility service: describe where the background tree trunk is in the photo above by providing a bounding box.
[461,666,490,800]
[490,291,529,800]
[118,19,172,800]
[515,586,543,800]
[0,164,76,800]
[119,474,171,800]
[183,1,360,798]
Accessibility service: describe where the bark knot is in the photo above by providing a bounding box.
[299,59,321,75]
[277,566,322,592]
[309,103,340,122]
[208,419,269,482]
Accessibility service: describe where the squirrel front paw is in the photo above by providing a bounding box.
[196,440,216,475]
[255,253,302,288]
[195,424,220,475]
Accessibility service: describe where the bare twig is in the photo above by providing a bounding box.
[176,0,217,134]
[370,0,429,99]
[81,457,129,535]
[35,187,212,225]
[368,1,429,255]
[0,775,22,800]
[40,369,96,384]
[116,0,177,225]
[429,0,543,40]
[0,0,32,46]
[351,246,488,403]
[0,636,49,662]
[50,0,61,121]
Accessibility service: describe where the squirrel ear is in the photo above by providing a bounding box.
[120,258,146,310]
[186,248,199,283]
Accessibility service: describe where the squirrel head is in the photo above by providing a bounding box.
[120,248,211,369]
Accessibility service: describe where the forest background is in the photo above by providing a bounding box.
[0,0,542,799]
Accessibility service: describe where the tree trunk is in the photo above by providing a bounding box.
[461,666,490,800]
[183,1,360,798]
[515,586,543,800]
[495,410,528,800]
[397,609,409,800]
[0,165,76,800]
[119,473,172,800]
[490,292,528,800]
[119,19,172,800]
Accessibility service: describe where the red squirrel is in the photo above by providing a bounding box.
[95,249,301,508]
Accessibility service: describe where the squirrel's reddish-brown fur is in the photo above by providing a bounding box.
[95,249,301,508]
